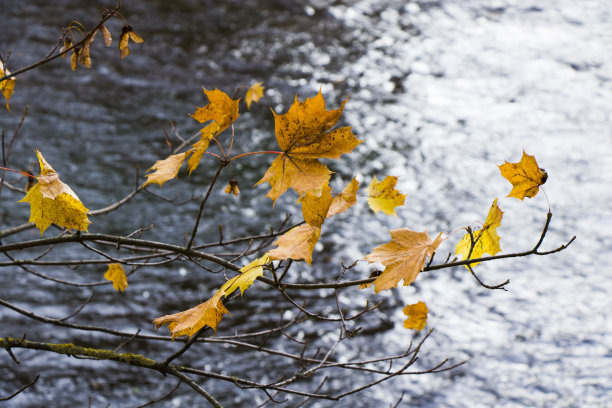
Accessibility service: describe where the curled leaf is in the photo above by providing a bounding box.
[499,151,547,200]
[403,301,428,331]
[221,254,270,296]
[245,82,264,109]
[104,263,128,292]
[187,122,220,175]
[153,289,230,338]
[144,150,192,187]
[455,198,503,267]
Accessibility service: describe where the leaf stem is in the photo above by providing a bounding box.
[229,151,282,162]
[0,167,36,179]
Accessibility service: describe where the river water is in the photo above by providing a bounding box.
[1,0,611,407]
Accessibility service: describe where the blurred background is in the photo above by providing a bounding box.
[1,0,610,406]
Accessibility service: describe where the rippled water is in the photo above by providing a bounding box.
[1,0,611,406]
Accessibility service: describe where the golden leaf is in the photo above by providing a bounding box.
[190,87,240,133]
[327,177,359,218]
[498,151,548,200]
[0,60,17,111]
[221,254,270,296]
[245,82,264,109]
[367,175,406,216]
[257,91,362,202]
[18,150,90,235]
[104,263,128,292]
[267,224,321,265]
[365,229,443,293]
[403,301,428,331]
[187,122,220,175]
[455,198,503,267]
[143,150,192,187]
[153,289,230,338]
[298,184,333,228]
[256,155,331,204]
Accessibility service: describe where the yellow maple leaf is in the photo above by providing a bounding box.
[187,122,221,175]
[498,151,548,200]
[143,150,192,187]
[18,150,91,235]
[104,263,128,292]
[119,25,143,59]
[190,87,240,133]
[267,224,321,265]
[367,176,406,216]
[256,91,362,203]
[153,289,230,338]
[0,60,17,111]
[245,82,264,109]
[365,229,443,293]
[455,198,503,267]
[222,254,270,296]
[298,184,333,228]
[327,177,359,218]
[403,301,428,331]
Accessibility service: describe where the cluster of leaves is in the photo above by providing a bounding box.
[0,7,142,111]
[2,4,572,405]
[16,80,550,338]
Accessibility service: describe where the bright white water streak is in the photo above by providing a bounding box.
[317,1,612,406]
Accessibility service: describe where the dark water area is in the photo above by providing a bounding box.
[1,0,611,407]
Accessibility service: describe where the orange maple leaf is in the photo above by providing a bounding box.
[498,151,548,200]
[365,229,443,293]
[298,184,333,228]
[403,301,428,331]
[190,87,240,133]
[256,91,362,203]
[267,224,321,265]
[153,289,230,338]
